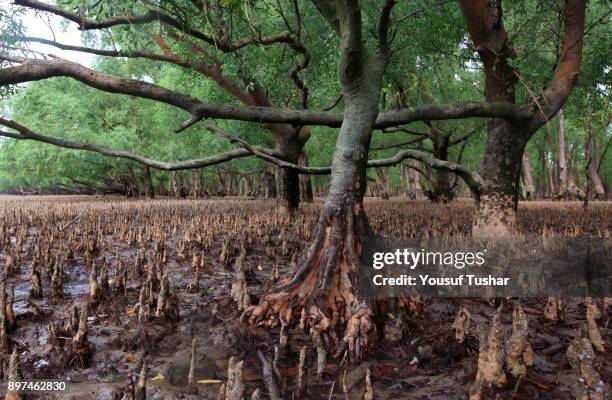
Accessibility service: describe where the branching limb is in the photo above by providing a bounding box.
[16,36,176,62]
[320,92,343,111]
[378,0,397,59]
[381,126,432,137]
[529,0,586,128]
[0,55,531,128]
[208,125,483,192]
[368,149,483,192]
[13,0,296,53]
[0,118,274,171]
[449,124,484,145]
[370,137,425,151]
[206,126,330,175]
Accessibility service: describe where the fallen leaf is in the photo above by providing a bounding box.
[197,379,223,384]
[151,374,164,381]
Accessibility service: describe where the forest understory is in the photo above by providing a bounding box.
[0,196,609,400]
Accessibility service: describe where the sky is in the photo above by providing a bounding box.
[2,0,94,66]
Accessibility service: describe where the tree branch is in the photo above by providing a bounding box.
[449,124,483,145]
[207,125,483,192]
[529,0,586,129]
[0,56,531,128]
[368,149,483,192]
[0,117,483,192]
[370,137,425,151]
[16,36,180,63]
[378,0,397,59]
[206,126,330,175]
[14,0,296,53]
[0,118,271,171]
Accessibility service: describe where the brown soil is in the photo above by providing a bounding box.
[0,196,609,399]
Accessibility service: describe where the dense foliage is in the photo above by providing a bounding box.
[0,0,609,196]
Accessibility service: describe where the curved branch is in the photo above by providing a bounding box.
[206,126,330,175]
[320,92,343,111]
[0,118,270,171]
[0,56,531,128]
[368,149,483,192]
[449,124,484,145]
[207,125,483,193]
[17,36,179,62]
[14,0,295,53]
[529,0,586,129]
[375,102,530,128]
[378,0,397,58]
[0,117,483,193]
[370,137,425,151]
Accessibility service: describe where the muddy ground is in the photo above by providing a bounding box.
[0,196,609,399]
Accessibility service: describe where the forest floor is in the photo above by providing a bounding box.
[0,196,609,399]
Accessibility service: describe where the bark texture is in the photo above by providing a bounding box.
[460,0,586,237]
[247,0,391,361]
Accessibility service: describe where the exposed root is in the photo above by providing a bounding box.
[219,239,231,266]
[67,301,93,368]
[5,349,23,400]
[544,297,562,322]
[138,285,151,323]
[295,346,308,399]
[585,298,604,352]
[363,368,374,400]
[135,359,147,400]
[5,285,15,332]
[245,215,374,361]
[188,265,200,293]
[505,305,534,378]
[469,306,506,400]
[89,262,103,305]
[566,333,606,400]
[231,256,251,311]
[187,338,198,395]
[50,258,64,300]
[257,351,281,400]
[29,258,43,299]
[155,275,180,321]
[452,306,471,344]
[0,283,10,352]
[316,335,327,378]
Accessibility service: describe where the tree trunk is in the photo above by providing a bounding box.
[261,170,276,198]
[521,152,535,200]
[586,134,606,199]
[558,110,569,194]
[547,166,556,197]
[299,151,314,203]
[399,164,407,197]
[472,121,526,237]
[374,167,390,200]
[537,145,548,197]
[272,130,302,213]
[141,164,154,199]
[247,3,387,360]
[431,140,453,202]
[409,164,422,199]
[543,128,559,196]
[461,0,585,237]
[247,85,380,360]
